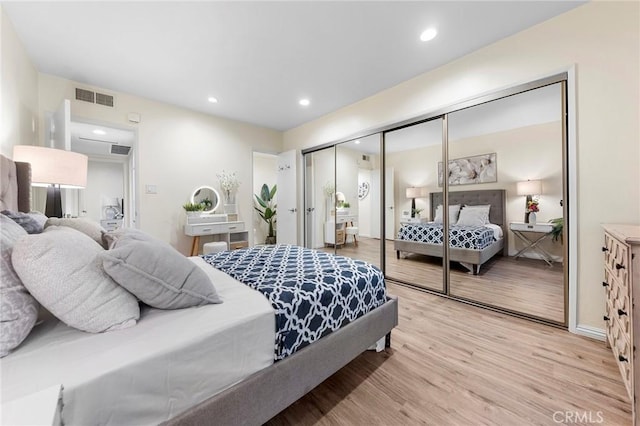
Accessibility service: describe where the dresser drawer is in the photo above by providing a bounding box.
[610,316,634,400]
[604,233,630,283]
[613,279,632,336]
[224,222,245,233]
[185,222,245,236]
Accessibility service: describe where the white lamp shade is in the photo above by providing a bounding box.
[406,187,427,199]
[13,146,88,188]
[516,180,542,196]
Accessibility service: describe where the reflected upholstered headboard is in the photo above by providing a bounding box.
[1,154,32,213]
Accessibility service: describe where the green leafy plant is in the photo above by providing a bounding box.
[549,217,564,242]
[200,197,213,209]
[254,184,277,242]
[342,202,351,208]
[183,202,205,212]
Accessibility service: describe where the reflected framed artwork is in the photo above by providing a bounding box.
[438,153,497,186]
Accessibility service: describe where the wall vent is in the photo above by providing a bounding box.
[96,92,114,107]
[75,88,95,103]
[362,154,370,161]
[110,144,131,155]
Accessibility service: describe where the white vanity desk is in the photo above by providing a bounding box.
[184,215,248,256]
[184,186,248,255]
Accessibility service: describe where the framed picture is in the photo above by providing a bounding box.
[438,153,497,186]
[401,209,412,220]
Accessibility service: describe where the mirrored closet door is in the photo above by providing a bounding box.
[446,83,566,324]
[384,118,445,293]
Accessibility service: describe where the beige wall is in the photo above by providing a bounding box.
[284,2,640,330]
[37,73,283,253]
[0,5,39,157]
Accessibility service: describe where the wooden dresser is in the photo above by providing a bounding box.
[602,224,640,424]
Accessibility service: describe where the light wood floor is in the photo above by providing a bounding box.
[322,237,565,323]
[268,283,631,425]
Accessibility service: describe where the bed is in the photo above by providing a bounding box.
[394,189,507,275]
[0,153,398,425]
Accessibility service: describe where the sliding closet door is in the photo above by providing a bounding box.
[303,146,336,252]
[446,84,566,324]
[335,134,382,268]
[384,118,445,292]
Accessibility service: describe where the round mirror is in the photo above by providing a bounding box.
[191,186,220,214]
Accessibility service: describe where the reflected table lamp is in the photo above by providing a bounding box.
[406,187,427,218]
[13,146,88,218]
[516,179,542,223]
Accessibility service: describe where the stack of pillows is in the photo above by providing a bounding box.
[0,212,222,358]
[432,203,491,226]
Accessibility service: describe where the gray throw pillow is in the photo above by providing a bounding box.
[102,227,154,249]
[12,227,140,333]
[2,210,44,234]
[45,217,107,248]
[0,214,39,357]
[100,229,222,309]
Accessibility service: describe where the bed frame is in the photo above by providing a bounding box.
[1,154,399,425]
[394,189,507,275]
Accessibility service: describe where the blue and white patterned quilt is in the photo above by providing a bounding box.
[397,223,495,250]
[203,245,387,360]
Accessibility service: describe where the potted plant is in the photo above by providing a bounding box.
[254,183,277,244]
[183,202,205,217]
[549,217,564,242]
[217,170,241,214]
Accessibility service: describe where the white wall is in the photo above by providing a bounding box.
[252,152,277,245]
[283,2,640,330]
[1,5,39,157]
[37,73,283,253]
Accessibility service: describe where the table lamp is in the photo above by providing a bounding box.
[13,145,88,218]
[516,180,542,223]
[406,187,427,218]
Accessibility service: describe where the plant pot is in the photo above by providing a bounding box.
[224,204,238,214]
[186,211,201,217]
[265,236,276,245]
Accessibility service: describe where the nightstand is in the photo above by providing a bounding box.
[509,222,555,266]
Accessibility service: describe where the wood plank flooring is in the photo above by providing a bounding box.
[267,283,631,425]
[323,237,565,323]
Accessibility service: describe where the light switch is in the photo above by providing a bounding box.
[145,184,157,194]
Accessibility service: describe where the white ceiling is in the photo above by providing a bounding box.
[4,1,583,131]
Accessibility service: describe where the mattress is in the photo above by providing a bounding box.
[0,257,275,425]
[397,222,497,250]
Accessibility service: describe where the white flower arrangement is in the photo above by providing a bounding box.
[322,181,335,198]
[216,170,240,202]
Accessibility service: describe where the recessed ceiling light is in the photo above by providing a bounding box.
[354,140,361,144]
[420,28,438,42]
[208,96,218,103]
[299,98,310,107]
[93,129,106,135]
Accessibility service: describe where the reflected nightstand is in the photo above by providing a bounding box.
[509,221,554,266]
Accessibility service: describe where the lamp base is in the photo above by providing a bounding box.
[411,198,416,218]
[45,185,63,218]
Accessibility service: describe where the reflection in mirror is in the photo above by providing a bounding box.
[303,147,335,252]
[191,185,221,214]
[447,83,566,324]
[333,135,381,268]
[384,118,444,292]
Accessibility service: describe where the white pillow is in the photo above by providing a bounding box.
[456,207,489,227]
[433,204,461,224]
[12,227,140,333]
[463,204,491,224]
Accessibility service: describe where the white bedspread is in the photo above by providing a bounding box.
[1,257,275,425]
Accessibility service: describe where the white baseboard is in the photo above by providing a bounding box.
[574,324,606,341]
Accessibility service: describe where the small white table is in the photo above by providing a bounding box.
[509,222,555,266]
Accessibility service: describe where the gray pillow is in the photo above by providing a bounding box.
[100,229,221,309]
[0,214,39,357]
[102,227,154,249]
[2,210,44,234]
[12,226,140,333]
[45,217,107,248]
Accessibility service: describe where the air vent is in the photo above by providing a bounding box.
[110,145,131,156]
[96,92,114,107]
[75,88,95,103]
[362,155,370,161]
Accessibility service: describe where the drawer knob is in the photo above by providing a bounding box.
[603,315,610,321]
[602,281,609,287]
[602,246,609,252]
[615,263,625,270]
[618,355,628,363]
[618,309,627,316]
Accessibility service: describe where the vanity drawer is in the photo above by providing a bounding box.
[224,222,245,233]
[185,221,245,236]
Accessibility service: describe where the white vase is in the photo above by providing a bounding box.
[224,204,237,214]
[187,211,200,218]
[529,212,537,224]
